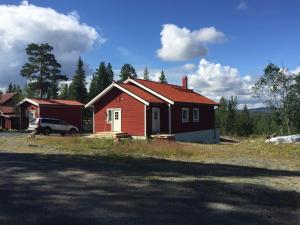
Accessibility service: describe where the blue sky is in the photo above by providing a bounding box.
[0,0,300,107]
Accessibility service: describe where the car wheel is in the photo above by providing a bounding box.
[69,129,78,136]
[44,127,51,136]
[35,129,40,135]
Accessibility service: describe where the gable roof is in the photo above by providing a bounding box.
[0,106,14,114]
[18,98,84,107]
[85,82,155,107]
[118,83,164,103]
[127,78,219,105]
[0,93,15,105]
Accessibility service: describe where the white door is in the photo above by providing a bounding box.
[152,108,160,133]
[28,110,36,125]
[112,109,121,132]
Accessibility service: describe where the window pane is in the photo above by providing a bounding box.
[183,110,187,119]
[193,109,199,122]
[154,111,158,120]
[182,108,189,123]
[115,112,119,120]
[107,110,112,122]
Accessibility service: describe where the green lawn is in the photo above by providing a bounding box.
[1,134,299,171]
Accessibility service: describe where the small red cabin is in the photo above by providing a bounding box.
[86,77,220,143]
[18,98,84,130]
[0,93,18,130]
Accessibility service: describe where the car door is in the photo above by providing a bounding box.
[58,120,70,132]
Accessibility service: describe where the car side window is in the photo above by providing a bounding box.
[58,120,67,125]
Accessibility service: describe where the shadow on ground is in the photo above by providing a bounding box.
[0,153,299,225]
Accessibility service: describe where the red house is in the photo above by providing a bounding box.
[86,77,220,143]
[18,98,84,130]
[0,93,18,130]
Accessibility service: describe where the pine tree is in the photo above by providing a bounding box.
[24,84,37,98]
[96,62,107,91]
[119,64,137,81]
[159,70,167,83]
[88,74,99,100]
[236,105,253,136]
[215,97,228,134]
[21,43,63,98]
[6,83,13,93]
[106,63,114,84]
[58,83,69,99]
[226,96,238,134]
[48,63,68,99]
[69,57,88,103]
[143,67,150,80]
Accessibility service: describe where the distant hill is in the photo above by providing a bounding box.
[237,107,271,114]
[248,107,271,115]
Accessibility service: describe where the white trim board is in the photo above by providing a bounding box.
[85,82,150,108]
[17,98,39,107]
[125,79,174,105]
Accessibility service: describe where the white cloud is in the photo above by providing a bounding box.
[157,24,226,61]
[0,1,104,89]
[237,0,247,10]
[188,59,260,106]
[291,66,300,75]
[136,63,197,83]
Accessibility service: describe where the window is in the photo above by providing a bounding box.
[193,108,199,122]
[114,111,119,120]
[182,108,189,123]
[107,109,113,122]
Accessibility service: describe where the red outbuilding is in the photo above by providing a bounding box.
[18,98,84,130]
[86,77,220,143]
[0,93,18,130]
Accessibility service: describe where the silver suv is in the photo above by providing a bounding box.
[28,118,79,136]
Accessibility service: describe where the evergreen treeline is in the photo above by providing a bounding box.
[14,43,170,104]
[216,63,300,136]
[5,43,299,137]
[216,96,286,137]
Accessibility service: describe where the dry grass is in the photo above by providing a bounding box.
[0,134,299,170]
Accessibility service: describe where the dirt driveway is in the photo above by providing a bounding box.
[0,152,299,225]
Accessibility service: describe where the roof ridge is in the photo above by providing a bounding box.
[132,78,182,88]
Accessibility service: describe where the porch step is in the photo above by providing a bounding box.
[89,132,131,139]
[150,134,175,140]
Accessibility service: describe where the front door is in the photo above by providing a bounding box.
[112,109,121,132]
[28,110,36,125]
[152,108,160,133]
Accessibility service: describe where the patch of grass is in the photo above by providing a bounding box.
[0,135,299,170]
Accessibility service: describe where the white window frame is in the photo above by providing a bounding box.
[182,108,189,123]
[193,108,199,122]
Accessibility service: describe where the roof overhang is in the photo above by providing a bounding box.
[124,78,174,105]
[17,98,39,107]
[85,82,150,108]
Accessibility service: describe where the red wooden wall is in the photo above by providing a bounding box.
[171,103,215,133]
[20,103,83,130]
[39,106,83,130]
[94,88,145,136]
